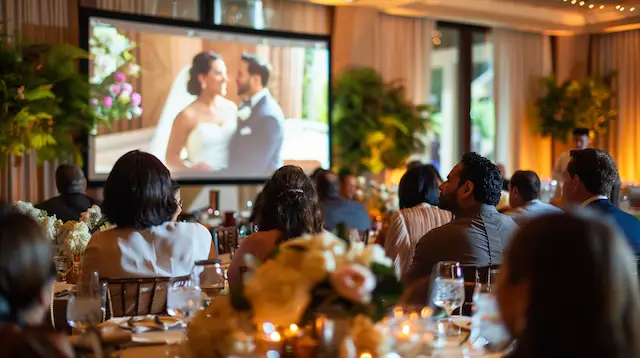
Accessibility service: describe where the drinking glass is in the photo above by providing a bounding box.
[53,255,72,282]
[167,277,202,323]
[431,261,465,318]
[192,260,225,307]
[67,271,103,332]
[471,283,510,351]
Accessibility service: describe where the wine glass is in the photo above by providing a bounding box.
[167,276,202,324]
[431,261,465,318]
[67,271,103,332]
[192,260,225,307]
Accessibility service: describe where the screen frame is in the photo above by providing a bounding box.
[78,6,332,187]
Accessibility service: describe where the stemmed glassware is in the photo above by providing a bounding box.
[431,261,465,319]
[67,270,104,357]
[191,259,226,307]
[167,276,202,324]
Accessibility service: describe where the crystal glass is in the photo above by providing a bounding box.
[167,277,202,322]
[53,255,72,282]
[67,271,102,332]
[471,282,510,351]
[192,260,225,307]
[432,261,465,317]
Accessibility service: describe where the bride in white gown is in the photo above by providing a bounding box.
[147,51,237,172]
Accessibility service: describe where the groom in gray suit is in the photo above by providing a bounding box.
[226,53,285,177]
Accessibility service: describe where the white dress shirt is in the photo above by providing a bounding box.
[81,222,215,279]
[581,195,609,207]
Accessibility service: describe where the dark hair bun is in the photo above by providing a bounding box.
[187,68,201,96]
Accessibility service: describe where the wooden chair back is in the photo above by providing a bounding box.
[456,264,500,316]
[212,226,239,256]
[102,275,190,318]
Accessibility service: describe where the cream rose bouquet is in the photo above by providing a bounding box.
[59,221,92,256]
[12,201,63,243]
[188,232,403,358]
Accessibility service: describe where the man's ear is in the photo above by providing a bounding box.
[510,186,519,199]
[461,181,474,199]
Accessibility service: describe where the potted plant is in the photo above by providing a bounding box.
[332,67,434,174]
[536,72,617,141]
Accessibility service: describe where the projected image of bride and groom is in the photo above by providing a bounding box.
[87,17,330,181]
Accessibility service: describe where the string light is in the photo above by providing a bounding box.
[589,3,594,8]
[561,1,638,12]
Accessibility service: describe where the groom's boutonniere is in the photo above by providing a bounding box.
[237,106,252,121]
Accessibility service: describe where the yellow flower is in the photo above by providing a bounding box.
[301,249,337,284]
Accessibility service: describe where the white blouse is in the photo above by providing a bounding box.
[81,222,215,279]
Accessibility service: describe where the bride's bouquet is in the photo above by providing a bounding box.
[188,232,403,358]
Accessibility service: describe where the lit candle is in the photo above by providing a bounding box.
[360,353,373,358]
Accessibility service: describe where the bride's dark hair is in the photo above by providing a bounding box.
[187,51,222,96]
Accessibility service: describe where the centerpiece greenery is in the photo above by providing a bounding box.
[0,33,101,165]
[332,67,434,174]
[536,72,617,141]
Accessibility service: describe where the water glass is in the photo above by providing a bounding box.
[192,259,225,306]
[432,261,465,317]
[167,277,202,322]
[471,283,510,350]
[67,271,103,332]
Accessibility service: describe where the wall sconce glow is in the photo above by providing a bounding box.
[579,1,585,6]
[600,4,605,9]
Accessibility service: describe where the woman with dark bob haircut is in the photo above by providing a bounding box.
[228,165,323,286]
[496,211,640,358]
[82,150,214,278]
[383,164,452,279]
[0,206,74,357]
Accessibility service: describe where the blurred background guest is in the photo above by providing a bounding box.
[0,206,73,357]
[505,170,562,224]
[338,168,358,200]
[497,211,640,358]
[228,165,323,287]
[562,148,640,254]
[36,164,98,222]
[552,127,591,186]
[81,150,214,279]
[171,180,182,221]
[384,164,451,279]
[315,169,370,232]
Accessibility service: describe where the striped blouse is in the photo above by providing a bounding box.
[383,203,452,280]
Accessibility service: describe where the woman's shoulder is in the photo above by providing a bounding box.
[217,96,238,111]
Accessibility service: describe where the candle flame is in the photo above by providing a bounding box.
[360,353,373,358]
[289,324,299,334]
[269,331,281,342]
[401,324,411,335]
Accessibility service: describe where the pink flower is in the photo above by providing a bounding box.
[102,96,113,108]
[114,72,126,83]
[111,85,121,95]
[329,264,376,304]
[122,83,133,94]
[131,92,141,106]
[90,98,98,107]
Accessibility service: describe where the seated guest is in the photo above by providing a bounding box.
[82,150,214,278]
[316,170,370,232]
[0,208,74,357]
[338,168,358,200]
[496,212,640,358]
[248,191,264,226]
[228,165,323,287]
[36,164,98,221]
[505,170,562,224]
[171,180,182,221]
[562,148,640,253]
[384,164,452,279]
[405,153,518,298]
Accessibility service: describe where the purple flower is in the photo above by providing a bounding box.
[90,98,99,107]
[121,83,133,94]
[131,92,141,106]
[114,72,126,83]
[111,85,121,95]
[103,96,113,108]
[132,106,143,116]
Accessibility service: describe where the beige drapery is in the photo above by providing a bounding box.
[590,30,640,184]
[332,6,435,105]
[493,28,552,179]
[0,0,329,211]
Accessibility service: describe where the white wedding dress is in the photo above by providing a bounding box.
[148,65,237,170]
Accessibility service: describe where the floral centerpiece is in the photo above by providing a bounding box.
[188,232,403,357]
[80,205,115,234]
[89,26,142,129]
[355,177,399,219]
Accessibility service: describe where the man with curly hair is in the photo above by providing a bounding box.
[405,153,518,290]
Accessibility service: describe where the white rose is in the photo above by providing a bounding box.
[359,245,393,268]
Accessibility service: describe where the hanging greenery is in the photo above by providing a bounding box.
[332,67,434,174]
[536,72,617,141]
[0,33,101,165]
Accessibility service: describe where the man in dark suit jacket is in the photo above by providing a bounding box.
[36,164,99,221]
[563,148,640,254]
[226,53,284,177]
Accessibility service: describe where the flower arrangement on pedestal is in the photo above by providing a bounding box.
[536,72,617,140]
[354,177,399,219]
[89,26,142,129]
[188,232,403,357]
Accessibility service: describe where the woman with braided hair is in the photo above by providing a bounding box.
[228,165,323,287]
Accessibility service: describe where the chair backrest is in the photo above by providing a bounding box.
[212,226,239,256]
[456,264,501,316]
[102,275,190,318]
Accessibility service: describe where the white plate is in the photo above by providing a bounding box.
[449,315,472,330]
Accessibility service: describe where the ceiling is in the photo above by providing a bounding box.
[306,0,640,34]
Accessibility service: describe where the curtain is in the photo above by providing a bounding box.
[591,30,640,184]
[332,7,435,105]
[493,28,552,178]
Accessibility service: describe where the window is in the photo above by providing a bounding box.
[471,31,495,161]
[80,0,200,21]
[213,0,331,35]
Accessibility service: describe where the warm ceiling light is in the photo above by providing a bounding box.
[616,4,621,8]
[631,7,635,11]
[579,1,585,5]
[620,6,625,10]
[571,0,577,4]
[589,4,594,8]
[600,4,605,9]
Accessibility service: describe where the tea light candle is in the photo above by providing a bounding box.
[360,352,373,358]
[256,324,284,355]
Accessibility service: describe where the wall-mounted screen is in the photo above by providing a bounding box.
[87,16,330,181]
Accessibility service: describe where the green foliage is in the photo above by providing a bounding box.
[536,73,617,141]
[333,67,434,173]
[0,33,100,165]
